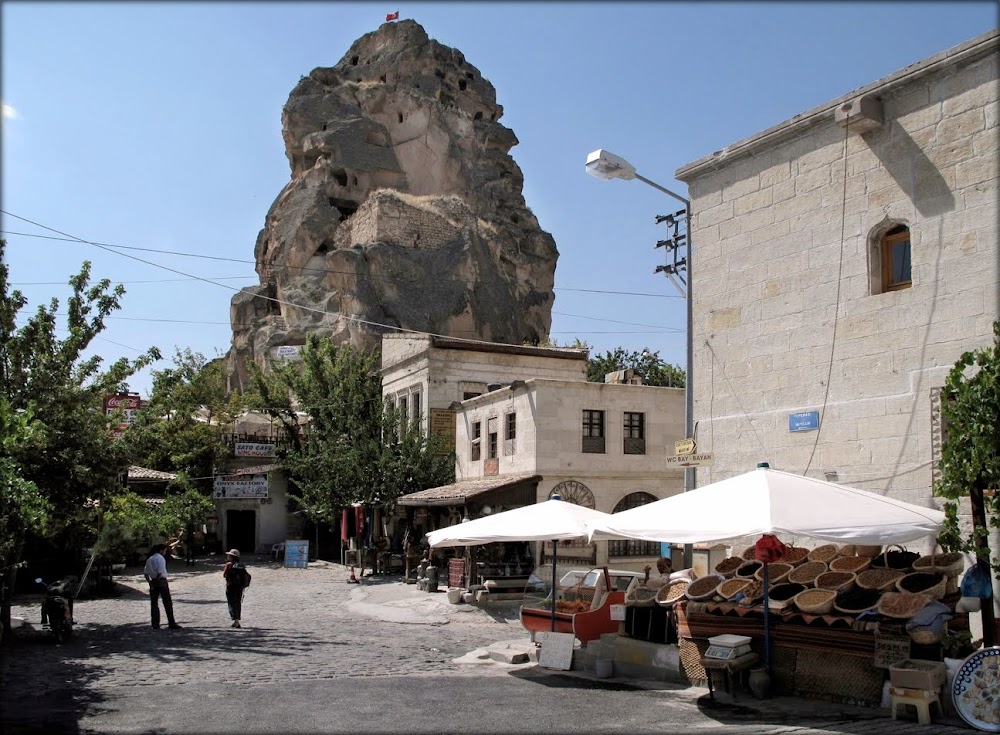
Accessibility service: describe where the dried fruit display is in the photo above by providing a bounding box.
[738,578,765,606]
[742,546,758,561]
[656,579,689,606]
[788,561,828,585]
[830,555,871,573]
[782,547,809,565]
[815,571,856,593]
[878,591,931,619]
[754,562,792,584]
[834,587,881,614]
[794,588,836,614]
[715,557,744,577]
[808,544,839,563]
[717,578,751,600]
[856,568,906,591]
[686,574,725,601]
[555,599,591,613]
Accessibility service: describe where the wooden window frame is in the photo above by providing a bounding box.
[623,412,646,455]
[470,421,481,462]
[582,409,605,454]
[881,227,912,292]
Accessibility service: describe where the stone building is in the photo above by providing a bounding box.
[386,332,688,572]
[675,30,998,544]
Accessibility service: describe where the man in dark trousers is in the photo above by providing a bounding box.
[143,544,182,629]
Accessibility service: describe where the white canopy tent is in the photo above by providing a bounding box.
[586,467,945,546]
[428,497,613,633]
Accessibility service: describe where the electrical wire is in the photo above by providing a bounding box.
[0,228,681,299]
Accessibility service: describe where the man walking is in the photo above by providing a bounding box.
[143,544,182,629]
[222,549,251,628]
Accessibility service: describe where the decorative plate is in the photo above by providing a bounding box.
[953,648,1000,732]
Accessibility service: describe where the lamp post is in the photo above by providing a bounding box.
[585,149,695,568]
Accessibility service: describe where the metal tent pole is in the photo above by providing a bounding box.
[551,540,558,632]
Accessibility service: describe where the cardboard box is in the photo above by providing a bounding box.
[889,659,947,691]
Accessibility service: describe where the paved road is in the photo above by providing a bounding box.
[0,558,976,734]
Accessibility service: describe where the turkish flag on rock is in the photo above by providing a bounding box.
[386,11,399,21]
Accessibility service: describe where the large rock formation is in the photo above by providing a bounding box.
[228,20,558,389]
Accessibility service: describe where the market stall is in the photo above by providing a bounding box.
[585,465,967,708]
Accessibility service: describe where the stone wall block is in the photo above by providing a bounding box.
[936,107,986,146]
[733,186,775,216]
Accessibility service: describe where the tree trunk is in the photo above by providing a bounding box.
[970,483,996,647]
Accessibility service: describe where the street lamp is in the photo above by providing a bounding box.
[585,148,695,568]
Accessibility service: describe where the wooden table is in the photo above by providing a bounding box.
[701,652,760,700]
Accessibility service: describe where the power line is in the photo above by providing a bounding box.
[1,228,680,299]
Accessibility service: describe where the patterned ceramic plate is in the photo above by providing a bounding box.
[953,647,1000,732]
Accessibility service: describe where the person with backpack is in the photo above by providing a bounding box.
[222,549,251,628]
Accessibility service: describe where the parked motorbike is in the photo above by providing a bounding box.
[36,577,76,643]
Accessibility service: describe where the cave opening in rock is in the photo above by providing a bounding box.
[328,198,359,222]
[351,55,359,66]
[332,168,348,186]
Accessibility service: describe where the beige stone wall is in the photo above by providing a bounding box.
[679,35,998,533]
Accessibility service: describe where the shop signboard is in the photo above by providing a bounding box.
[104,394,143,440]
[213,476,268,499]
[273,345,302,360]
[234,442,276,457]
[430,408,456,452]
[873,633,911,669]
[538,632,575,671]
[284,540,309,569]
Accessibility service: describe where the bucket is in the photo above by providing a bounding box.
[595,659,614,679]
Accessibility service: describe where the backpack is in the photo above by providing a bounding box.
[230,563,251,589]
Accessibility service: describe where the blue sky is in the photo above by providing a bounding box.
[2,2,996,396]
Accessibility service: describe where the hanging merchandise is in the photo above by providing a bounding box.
[961,559,994,599]
[341,508,349,542]
[755,534,787,564]
[354,505,365,539]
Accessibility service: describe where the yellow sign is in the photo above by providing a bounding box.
[675,438,697,456]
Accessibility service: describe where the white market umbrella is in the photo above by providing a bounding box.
[428,496,612,632]
[586,467,944,546]
[585,466,945,673]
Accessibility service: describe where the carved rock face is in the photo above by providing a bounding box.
[228,20,557,389]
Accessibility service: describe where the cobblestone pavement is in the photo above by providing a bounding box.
[0,558,978,734]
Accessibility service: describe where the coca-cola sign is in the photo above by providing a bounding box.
[104,394,143,439]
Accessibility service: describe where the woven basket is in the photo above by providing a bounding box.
[896,572,947,600]
[685,574,725,601]
[741,545,758,561]
[808,544,839,563]
[787,560,828,586]
[834,587,881,615]
[716,577,752,602]
[829,555,872,574]
[754,562,792,584]
[912,551,964,578]
[782,547,810,566]
[767,582,807,611]
[815,571,857,594]
[837,544,857,558]
[878,591,931,619]
[738,578,765,606]
[794,587,836,615]
[856,567,906,592]
[655,579,690,607]
[714,556,745,579]
[625,584,660,608]
[870,544,919,572]
[736,561,762,578]
[855,545,883,558]
[908,626,942,645]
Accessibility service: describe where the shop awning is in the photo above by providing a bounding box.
[396,472,541,507]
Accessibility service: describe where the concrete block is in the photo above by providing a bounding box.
[835,94,883,135]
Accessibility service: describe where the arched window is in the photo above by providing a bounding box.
[608,492,660,558]
[879,224,911,292]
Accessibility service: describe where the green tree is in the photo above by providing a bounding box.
[0,400,50,576]
[0,239,160,636]
[935,321,1000,568]
[250,334,453,527]
[586,346,685,388]
[125,349,244,490]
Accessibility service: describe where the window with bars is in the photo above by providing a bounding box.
[608,492,661,557]
[470,420,481,461]
[504,411,516,456]
[582,410,605,453]
[623,412,645,455]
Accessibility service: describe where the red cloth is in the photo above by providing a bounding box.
[755,534,787,564]
[341,509,349,542]
[386,11,399,21]
[355,506,365,538]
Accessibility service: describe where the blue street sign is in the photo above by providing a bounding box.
[789,411,820,432]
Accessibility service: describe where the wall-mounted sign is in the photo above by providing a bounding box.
[675,438,696,456]
[789,411,820,432]
[234,442,276,457]
[665,452,713,468]
[430,408,456,451]
[273,345,302,360]
[213,476,268,499]
[104,394,143,440]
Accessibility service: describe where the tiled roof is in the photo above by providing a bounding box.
[397,472,541,507]
[128,466,177,481]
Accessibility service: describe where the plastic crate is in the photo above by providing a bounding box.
[889,659,946,691]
